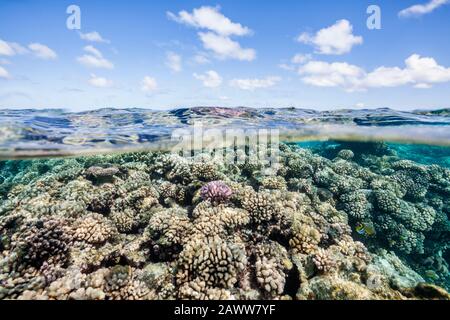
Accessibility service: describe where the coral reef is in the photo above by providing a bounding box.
[0,142,449,300]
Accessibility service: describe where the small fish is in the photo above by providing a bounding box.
[356,222,376,237]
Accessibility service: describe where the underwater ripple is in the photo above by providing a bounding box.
[0,107,450,158]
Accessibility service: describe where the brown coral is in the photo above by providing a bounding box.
[242,192,279,223]
[176,236,246,289]
[72,213,118,245]
[289,223,321,254]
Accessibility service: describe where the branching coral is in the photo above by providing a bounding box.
[289,223,321,255]
[391,161,430,201]
[176,236,246,289]
[260,176,287,191]
[339,190,372,219]
[104,265,151,300]
[374,189,401,213]
[146,208,191,248]
[192,202,249,235]
[179,278,232,300]
[254,241,291,298]
[241,191,280,224]
[191,154,224,182]
[200,181,233,204]
[72,213,118,245]
[110,209,140,234]
[11,218,71,268]
[312,248,337,274]
[255,256,286,296]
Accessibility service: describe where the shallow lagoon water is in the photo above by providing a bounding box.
[0,107,449,300]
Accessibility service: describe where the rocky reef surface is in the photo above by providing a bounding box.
[0,142,449,300]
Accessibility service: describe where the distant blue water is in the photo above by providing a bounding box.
[386,143,450,168]
[298,141,450,168]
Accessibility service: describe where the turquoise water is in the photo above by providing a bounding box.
[0,108,449,300]
[298,141,450,168]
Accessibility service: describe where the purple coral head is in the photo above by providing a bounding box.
[200,181,233,203]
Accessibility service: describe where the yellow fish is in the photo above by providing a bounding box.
[356,222,376,237]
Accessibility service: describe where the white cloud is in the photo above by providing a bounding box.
[168,6,255,62]
[0,66,10,79]
[0,58,11,65]
[291,53,312,64]
[77,55,113,69]
[298,61,364,89]
[141,76,158,92]
[79,31,110,43]
[88,74,113,88]
[298,54,450,91]
[77,46,114,69]
[167,6,251,36]
[414,83,433,89]
[364,55,450,88]
[0,40,15,56]
[83,45,102,58]
[199,32,256,61]
[399,0,448,17]
[0,39,28,56]
[193,70,222,87]
[165,52,182,72]
[363,66,411,88]
[193,53,211,65]
[405,54,450,83]
[279,63,295,71]
[1,39,58,61]
[280,54,312,71]
[298,20,363,55]
[10,43,28,55]
[229,76,281,91]
[28,43,57,60]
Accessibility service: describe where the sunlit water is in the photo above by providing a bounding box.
[1,107,449,158]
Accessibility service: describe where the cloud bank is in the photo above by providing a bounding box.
[298,54,450,91]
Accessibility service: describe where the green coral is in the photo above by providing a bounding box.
[339,190,372,219]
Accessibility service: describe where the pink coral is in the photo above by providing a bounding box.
[200,181,233,204]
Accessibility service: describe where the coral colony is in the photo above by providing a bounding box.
[0,141,449,300]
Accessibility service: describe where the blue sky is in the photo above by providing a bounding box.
[0,0,450,111]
